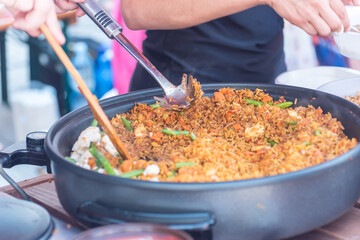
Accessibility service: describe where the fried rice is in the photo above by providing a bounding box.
[346,92,360,106]
[69,88,358,182]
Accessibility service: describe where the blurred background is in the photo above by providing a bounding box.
[1,1,360,185]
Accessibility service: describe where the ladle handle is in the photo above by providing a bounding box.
[77,0,122,38]
[77,0,175,94]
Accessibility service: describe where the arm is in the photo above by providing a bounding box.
[121,0,266,30]
[121,0,360,36]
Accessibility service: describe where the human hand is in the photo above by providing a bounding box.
[54,0,86,18]
[0,0,84,44]
[342,0,360,5]
[266,0,360,36]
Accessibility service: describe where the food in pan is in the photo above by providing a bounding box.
[346,92,360,106]
[67,88,357,182]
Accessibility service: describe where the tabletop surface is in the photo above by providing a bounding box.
[0,174,360,240]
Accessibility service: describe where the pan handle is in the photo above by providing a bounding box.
[0,131,51,173]
[77,201,215,231]
[0,132,50,201]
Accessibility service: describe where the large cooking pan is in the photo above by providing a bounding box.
[2,83,360,240]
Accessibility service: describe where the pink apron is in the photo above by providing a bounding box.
[111,0,146,94]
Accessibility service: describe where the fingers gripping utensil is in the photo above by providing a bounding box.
[349,24,360,33]
[40,25,131,160]
[77,0,196,109]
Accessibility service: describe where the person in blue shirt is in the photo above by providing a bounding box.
[121,0,360,91]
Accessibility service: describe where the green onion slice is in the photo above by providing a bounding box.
[190,132,197,141]
[314,129,322,136]
[89,143,117,176]
[286,120,298,125]
[162,128,175,135]
[175,162,197,168]
[275,102,293,109]
[245,99,264,106]
[119,169,144,178]
[150,104,160,109]
[162,128,189,136]
[65,157,77,163]
[121,116,133,131]
[168,170,177,179]
[91,119,98,127]
[264,135,278,147]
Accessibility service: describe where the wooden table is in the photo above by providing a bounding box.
[1,174,360,240]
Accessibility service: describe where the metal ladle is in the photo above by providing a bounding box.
[77,0,196,109]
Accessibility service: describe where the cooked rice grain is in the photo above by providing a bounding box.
[105,88,357,182]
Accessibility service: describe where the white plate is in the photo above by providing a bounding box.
[317,77,360,97]
[275,66,360,89]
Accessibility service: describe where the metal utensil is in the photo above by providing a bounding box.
[77,0,196,109]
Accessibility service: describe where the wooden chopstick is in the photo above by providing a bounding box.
[40,24,131,160]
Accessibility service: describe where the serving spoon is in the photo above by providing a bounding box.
[40,25,131,160]
[77,0,196,110]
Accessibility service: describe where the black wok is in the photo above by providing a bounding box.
[2,83,360,240]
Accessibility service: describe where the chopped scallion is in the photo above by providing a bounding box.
[91,119,98,127]
[264,135,277,147]
[275,102,293,109]
[150,104,160,109]
[119,169,144,178]
[190,132,197,141]
[162,128,175,136]
[245,99,264,106]
[89,143,117,176]
[121,116,133,131]
[168,170,177,179]
[286,120,298,125]
[65,157,77,163]
[314,130,322,136]
[162,128,189,136]
[175,162,197,168]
